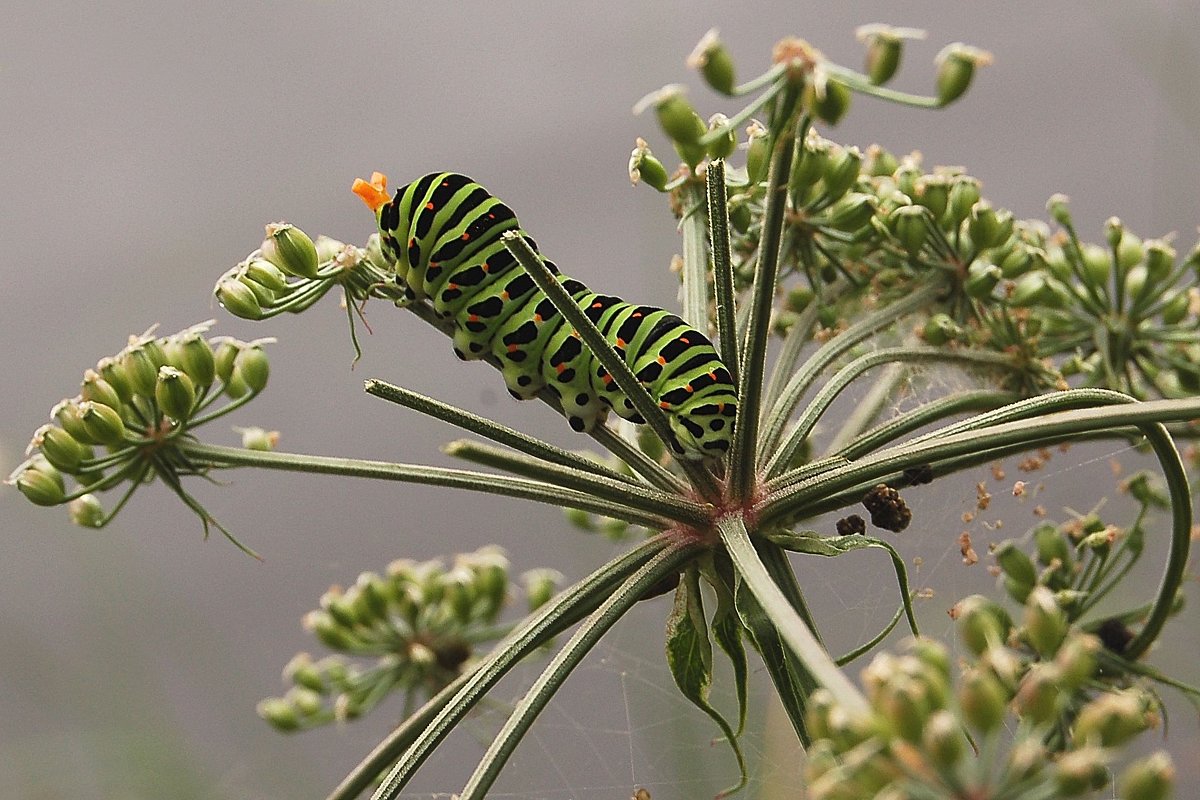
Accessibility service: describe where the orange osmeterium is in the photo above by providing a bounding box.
[351,172,391,211]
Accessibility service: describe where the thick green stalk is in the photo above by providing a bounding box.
[718,514,869,715]
[364,379,638,486]
[441,438,700,522]
[758,281,945,460]
[457,541,701,800]
[178,442,698,529]
[368,538,668,800]
[706,160,740,382]
[730,106,802,500]
[756,397,1194,658]
[501,232,720,500]
[764,347,1013,476]
[679,183,711,331]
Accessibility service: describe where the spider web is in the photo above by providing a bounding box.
[366,365,1171,800]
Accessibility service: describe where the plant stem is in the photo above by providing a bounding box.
[178,442,699,528]
[679,183,710,330]
[707,159,740,382]
[718,514,869,715]
[364,379,638,486]
[729,106,802,500]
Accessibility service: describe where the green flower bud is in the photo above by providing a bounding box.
[7,456,66,506]
[785,286,815,313]
[744,121,769,184]
[78,400,126,445]
[68,493,105,528]
[1125,264,1148,301]
[958,667,1008,732]
[934,43,993,105]
[170,333,216,389]
[257,696,302,731]
[522,568,562,611]
[262,222,319,279]
[364,233,390,270]
[628,138,670,191]
[563,507,596,531]
[1118,753,1174,800]
[1055,746,1110,797]
[1075,690,1152,747]
[687,29,736,95]
[286,686,324,718]
[967,201,1013,250]
[155,366,196,420]
[672,138,707,170]
[283,653,327,693]
[52,398,98,445]
[1009,271,1050,307]
[1023,586,1068,657]
[804,77,851,125]
[1002,575,1032,605]
[922,709,963,768]
[244,257,289,293]
[965,260,1002,298]
[1105,215,1125,250]
[35,425,87,474]
[1013,663,1063,724]
[791,133,830,191]
[635,85,706,145]
[215,278,264,320]
[1123,471,1169,507]
[213,340,241,384]
[236,426,279,451]
[1000,244,1046,278]
[120,345,162,399]
[79,370,121,412]
[913,174,950,219]
[921,313,961,345]
[889,204,929,257]
[1162,291,1189,325]
[856,24,908,85]
[1033,521,1071,567]
[822,145,862,202]
[1046,193,1073,228]
[823,192,876,233]
[705,114,737,160]
[945,176,981,226]
[1117,232,1144,272]
[95,356,135,405]
[993,539,1037,587]
[863,144,898,177]
[1054,633,1099,690]
[232,346,270,394]
[952,594,1011,655]
[880,677,931,742]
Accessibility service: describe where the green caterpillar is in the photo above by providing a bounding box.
[352,171,737,461]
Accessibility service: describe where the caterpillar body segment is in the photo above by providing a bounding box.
[353,171,738,460]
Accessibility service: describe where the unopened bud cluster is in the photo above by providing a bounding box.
[803,603,1171,800]
[258,547,563,732]
[216,224,406,323]
[9,322,273,530]
[633,29,985,181]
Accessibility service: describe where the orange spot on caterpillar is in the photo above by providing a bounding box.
[555,363,566,374]
[679,336,691,344]
[659,401,671,409]
[461,233,470,241]
[425,202,435,210]
[501,291,509,300]
[616,338,626,348]
[591,301,602,308]
[351,172,390,211]
[602,374,613,385]
[507,344,518,353]
[534,314,543,323]
[685,384,694,393]
[657,356,667,365]
[632,312,643,318]
[447,282,457,290]
[468,314,479,322]
[481,262,490,272]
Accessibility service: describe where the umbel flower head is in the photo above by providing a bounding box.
[8,321,274,556]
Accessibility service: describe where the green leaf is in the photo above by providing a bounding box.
[665,566,747,796]
[767,529,919,637]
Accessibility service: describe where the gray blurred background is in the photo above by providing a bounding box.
[2,2,1198,798]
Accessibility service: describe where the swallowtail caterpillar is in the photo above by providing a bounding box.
[352,171,737,461]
